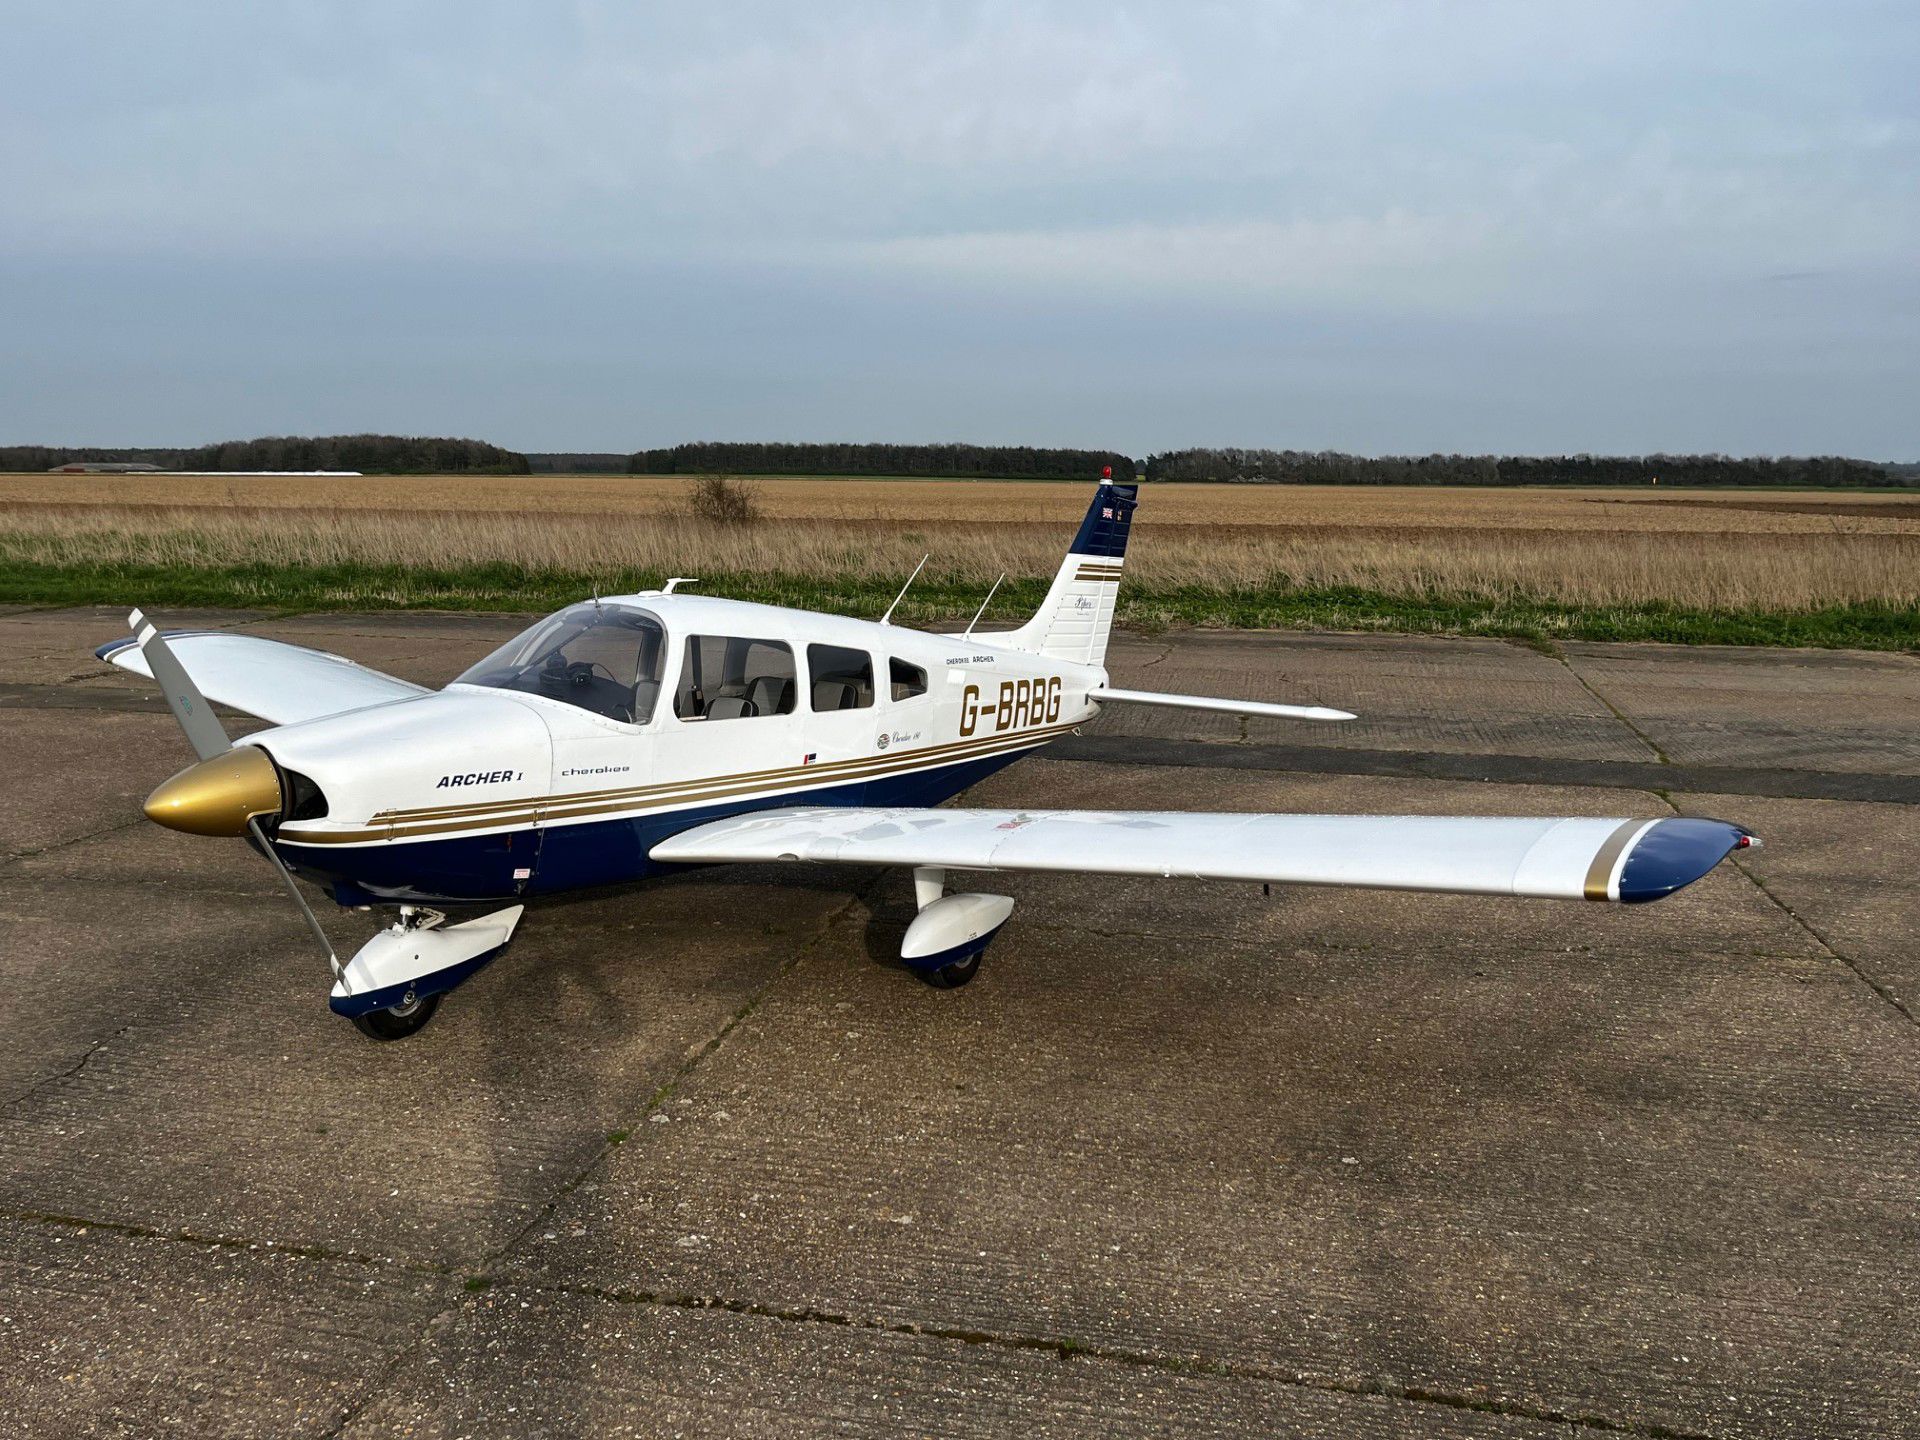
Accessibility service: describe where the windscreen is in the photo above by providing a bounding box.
[455,604,667,724]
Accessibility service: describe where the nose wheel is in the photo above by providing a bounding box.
[350,991,441,1041]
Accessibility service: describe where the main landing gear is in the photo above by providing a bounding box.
[902,868,1012,990]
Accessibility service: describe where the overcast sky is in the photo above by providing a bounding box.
[2,2,1914,457]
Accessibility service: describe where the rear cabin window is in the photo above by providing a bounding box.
[890,657,928,701]
[674,636,797,721]
[807,644,874,711]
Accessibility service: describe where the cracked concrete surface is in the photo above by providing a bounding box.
[1,609,1916,1438]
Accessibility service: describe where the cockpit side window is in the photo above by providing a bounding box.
[674,635,797,721]
[455,604,666,724]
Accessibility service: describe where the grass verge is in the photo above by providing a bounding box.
[6,560,1915,650]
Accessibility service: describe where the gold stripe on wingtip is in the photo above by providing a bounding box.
[1582,819,1644,901]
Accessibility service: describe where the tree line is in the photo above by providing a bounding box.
[4,434,530,474]
[175,434,530,473]
[629,442,1137,479]
[2,445,185,470]
[6,437,1905,486]
[1143,448,1897,487]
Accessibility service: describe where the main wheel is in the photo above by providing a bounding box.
[350,992,441,1041]
[918,952,982,989]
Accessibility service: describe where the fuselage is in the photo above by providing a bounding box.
[250,592,1105,904]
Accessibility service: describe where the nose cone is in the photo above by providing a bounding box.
[144,746,283,837]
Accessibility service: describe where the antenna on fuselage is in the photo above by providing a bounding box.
[879,554,929,626]
[962,573,1006,639]
[662,577,699,593]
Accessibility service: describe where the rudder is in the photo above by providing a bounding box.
[995,479,1138,666]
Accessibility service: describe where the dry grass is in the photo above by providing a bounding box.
[1,489,1915,612]
[6,472,1918,535]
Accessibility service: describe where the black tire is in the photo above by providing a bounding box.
[350,992,441,1041]
[919,952,982,989]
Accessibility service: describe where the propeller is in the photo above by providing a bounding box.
[131,610,342,981]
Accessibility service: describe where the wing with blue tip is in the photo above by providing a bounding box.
[652,808,1756,904]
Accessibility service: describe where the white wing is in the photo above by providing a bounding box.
[96,629,428,727]
[652,807,1756,904]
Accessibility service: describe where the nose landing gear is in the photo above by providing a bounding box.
[330,904,524,1041]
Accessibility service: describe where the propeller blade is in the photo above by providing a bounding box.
[120,611,341,984]
[248,817,343,984]
[129,608,231,760]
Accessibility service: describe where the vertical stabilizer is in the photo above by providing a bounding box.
[992,479,1138,666]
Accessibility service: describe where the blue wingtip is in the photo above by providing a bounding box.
[1617,818,1758,904]
[93,627,219,664]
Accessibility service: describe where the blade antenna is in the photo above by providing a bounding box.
[879,554,929,626]
[962,573,1006,639]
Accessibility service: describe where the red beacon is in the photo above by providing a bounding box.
[1101,465,1112,479]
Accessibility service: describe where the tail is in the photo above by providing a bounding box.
[994,477,1138,666]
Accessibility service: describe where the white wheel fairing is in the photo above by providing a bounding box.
[328,906,524,1018]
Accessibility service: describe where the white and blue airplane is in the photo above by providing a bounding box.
[99,478,1758,1040]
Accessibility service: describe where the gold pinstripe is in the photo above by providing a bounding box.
[278,720,1079,847]
[361,719,1058,825]
[1582,819,1643,901]
[366,717,1079,823]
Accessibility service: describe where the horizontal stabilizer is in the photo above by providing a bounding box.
[1090,688,1355,722]
[97,627,428,727]
[654,807,1756,904]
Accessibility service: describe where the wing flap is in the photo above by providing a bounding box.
[95,629,429,727]
[652,807,1755,903]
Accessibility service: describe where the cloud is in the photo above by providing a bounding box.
[846,212,1515,312]
[0,2,1915,453]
